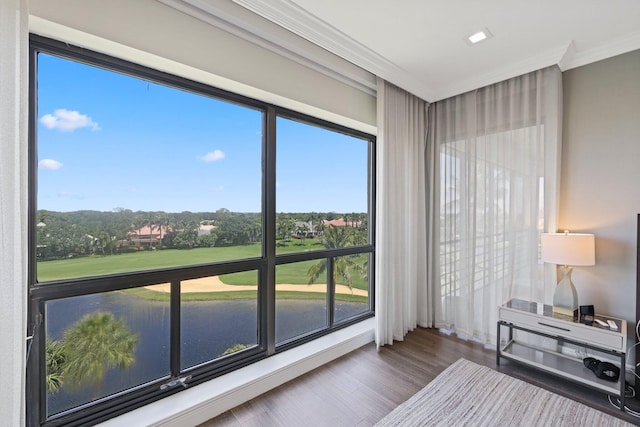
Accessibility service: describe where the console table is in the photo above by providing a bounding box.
[497,299,627,410]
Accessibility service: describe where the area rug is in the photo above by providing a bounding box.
[375,358,633,426]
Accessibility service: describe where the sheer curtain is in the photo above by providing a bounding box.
[427,66,562,344]
[375,78,433,347]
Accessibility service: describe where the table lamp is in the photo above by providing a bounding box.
[541,231,595,319]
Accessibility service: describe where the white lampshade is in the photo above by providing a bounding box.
[541,232,595,266]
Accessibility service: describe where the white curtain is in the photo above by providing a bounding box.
[375,78,433,347]
[428,66,562,344]
[0,0,28,425]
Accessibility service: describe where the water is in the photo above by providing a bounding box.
[46,292,367,416]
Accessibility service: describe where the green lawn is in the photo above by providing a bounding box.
[37,239,369,291]
[124,287,368,303]
[38,244,262,281]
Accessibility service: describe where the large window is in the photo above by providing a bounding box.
[275,117,371,343]
[27,36,375,426]
[439,127,547,339]
[435,67,561,345]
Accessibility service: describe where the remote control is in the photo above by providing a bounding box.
[606,319,618,330]
[594,319,609,328]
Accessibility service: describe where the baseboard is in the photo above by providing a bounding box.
[98,318,375,427]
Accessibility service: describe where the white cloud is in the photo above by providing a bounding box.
[40,109,100,132]
[202,149,225,162]
[38,159,63,170]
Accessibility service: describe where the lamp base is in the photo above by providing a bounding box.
[553,265,579,320]
[552,305,578,319]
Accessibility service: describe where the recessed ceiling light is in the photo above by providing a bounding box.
[469,32,487,43]
[465,28,493,46]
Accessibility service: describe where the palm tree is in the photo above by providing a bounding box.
[130,216,147,248]
[156,213,171,249]
[61,311,138,399]
[276,217,295,244]
[307,225,365,291]
[312,218,325,238]
[45,338,66,394]
[95,231,111,255]
[295,222,310,244]
[147,213,158,249]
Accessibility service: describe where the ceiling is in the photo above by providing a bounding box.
[167,0,640,102]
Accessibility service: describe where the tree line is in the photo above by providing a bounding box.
[36,208,367,260]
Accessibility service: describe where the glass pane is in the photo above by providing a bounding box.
[275,262,327,344]
[275,117,369,254]
[36,53,262,281]
[45,289,169,416]
[180,273,259,370]
[334,253,371,323]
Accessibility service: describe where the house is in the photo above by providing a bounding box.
[198,223,216,236]
[2,1,640,426]
[127,225,172,248]
[322,218,362,228]
[293,220,316,237]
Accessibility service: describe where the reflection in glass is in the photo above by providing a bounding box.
[45,289,170,416]
[334,254,370,323]
[180,273,259,370]
[275,262,327,344]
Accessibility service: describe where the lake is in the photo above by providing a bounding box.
[46,291,368,416]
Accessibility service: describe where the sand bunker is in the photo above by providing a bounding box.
[146,275,368,297]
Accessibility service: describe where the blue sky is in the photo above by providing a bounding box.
[37,53,369,214]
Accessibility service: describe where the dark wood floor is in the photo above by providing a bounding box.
[200,327,640,426]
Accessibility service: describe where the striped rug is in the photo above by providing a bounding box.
[375,358,633,426]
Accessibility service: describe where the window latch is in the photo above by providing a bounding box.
[26,313,43,363]
[160,375,191,391]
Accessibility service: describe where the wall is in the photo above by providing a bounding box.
[561,49,640,326]
[29,0,377,132]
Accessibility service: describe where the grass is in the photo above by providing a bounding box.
[38,239,369,302]
[37,244,263,281]
[124,287,259,301]
[124,287,368,303]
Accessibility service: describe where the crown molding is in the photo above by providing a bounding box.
[557,41,577,72]
[563,31,640,71]
[162,0,640,103]
[231,0,435,100]
[231,0,640,101]
[430,42,575,101]
[158,0,377,96]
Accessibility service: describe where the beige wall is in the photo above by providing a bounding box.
[561,49,640,324]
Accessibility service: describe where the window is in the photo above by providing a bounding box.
[439,128,545,298]
[275,116,372,344]
[439,126,546,337]
[27,35,375,426]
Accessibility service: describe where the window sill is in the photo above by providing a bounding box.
[98,317,375,426]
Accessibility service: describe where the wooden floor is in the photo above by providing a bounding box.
[200,327,640,426]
